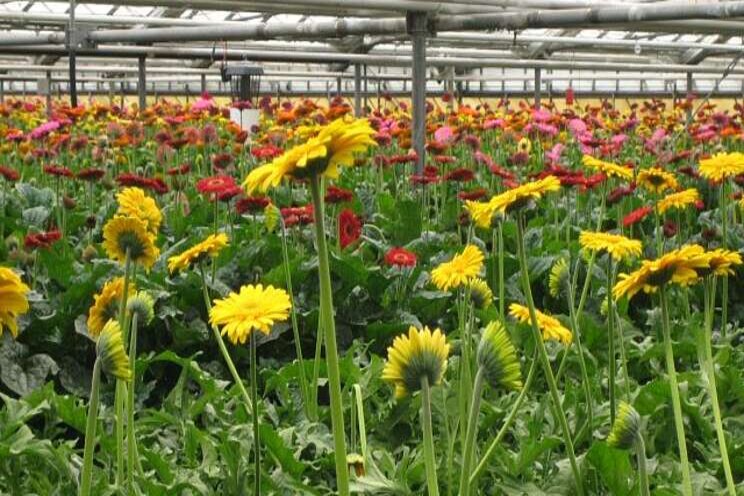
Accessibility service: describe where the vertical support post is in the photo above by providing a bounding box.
[354,63,362,117]
[534,67,541,109]
[363,65,368,111]
[686,72,693,124]
[137,56,146,111]
[68,0,77,107]
[479,67,484,93]
[408,11,428,174]
[45,71,52,117]
[0,80,4,103]
[201,73,206,94]
[336,75,342,97]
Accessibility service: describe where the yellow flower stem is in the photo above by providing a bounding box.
[459,367,484,496]
[659,285,693,496]
[560,258,594,439]
[458,289,473,448]
[115,248,132,487]
[636,436,651,496]
[251,334,261,496]
[720,184,729,337]
[309,174,350,496]
[702,277,736,496]
[198,262,254,416]
[516,214,584,496]
[470,349,538,486]
[607,259,617,425]
[279,220,311,419]
[80,358,101,496]
[126,313,139,492]
[420,376,440,496]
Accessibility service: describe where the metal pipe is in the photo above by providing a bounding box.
[686,72,693,124]
[534,67,541,109]
[436,1,744,31]
[83,1,744,45]
[409,12,427,175]
[6,44,744,76]
[138,56,146,110]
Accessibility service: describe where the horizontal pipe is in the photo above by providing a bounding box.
[4,44,744,75]
[84,1,744,44]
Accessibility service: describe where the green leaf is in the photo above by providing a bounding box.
[586,442,634,496]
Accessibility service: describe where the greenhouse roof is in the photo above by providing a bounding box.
[1,0,744,96]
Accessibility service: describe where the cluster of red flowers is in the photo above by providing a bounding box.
[167,163,191,176]
[251,144,283,160]
[411,165,441,186]
[24,229,61,250]
[444,167,475,183]
[281,205,314,227]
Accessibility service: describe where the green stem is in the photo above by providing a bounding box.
[126,313,139,492]
[636,437,650,496]
[199,262,254,416]
[459,368,484,496]
[421,376,440,496]
[659,286,693,496]
[114,248,131,487]
[80,359,101,496]
[280,219,311,418]
[498,223,505,320]
[470,349,538,486]
[516,215,584,496]
[607,260,617,424]
[703,278,736,496]
[309,175,350,496]
[720,184,728,336]
[251,334,261,496]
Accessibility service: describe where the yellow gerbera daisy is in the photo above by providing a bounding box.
[548,258,569,298]
[431,244,485,291]
[581,155,633,181]
[579,231,643,262]
[517,137,532,154]
[466,277,494,309]
[636,167,678,194]
[96,320,132,381]
[244,117,376,193]
[87,277,136,337]
[472,176,561,223]
[613,244,710,300]
[209,284,292,344]
[102,216,160,270]
[698,152,744,182]
[701,249,742,277]
[509,303,572,345]
[116,187,162,235]
[657,188,700,214]
[477,321,522,391]
[381,325,450,398]
[0,267,30,338]
[168,233,229,273]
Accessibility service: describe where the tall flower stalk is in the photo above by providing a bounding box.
[309,175,350,495]
[658,285,693,496]
[516,214,584,496]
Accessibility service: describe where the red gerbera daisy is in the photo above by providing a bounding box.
[444,168,475,183]
[623,205,653,228]
[24,229,61,250]
[384,247,417,268]
[196,175,237,199]
[76,167,105,182]
[325,185,354,204]
[43,164,73,178]
[338,208,362,249]
[236,196,270,215]
[0,165,20,182]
